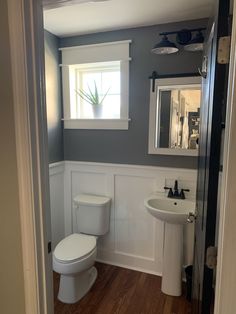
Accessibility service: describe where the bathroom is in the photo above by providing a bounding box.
[43,0,226,313]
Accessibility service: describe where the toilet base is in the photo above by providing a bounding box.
[58,266,98,304]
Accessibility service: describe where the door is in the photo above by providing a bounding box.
[192,0,231,313]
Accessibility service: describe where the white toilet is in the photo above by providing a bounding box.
[53,194,111,304]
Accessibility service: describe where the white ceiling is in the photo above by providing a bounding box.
[43,0,214,37]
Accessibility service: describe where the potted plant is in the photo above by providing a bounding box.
[76,81,110,118]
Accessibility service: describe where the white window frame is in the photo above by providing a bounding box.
[60,40,132,130]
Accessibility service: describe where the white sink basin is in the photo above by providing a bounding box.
[144,195,196,224]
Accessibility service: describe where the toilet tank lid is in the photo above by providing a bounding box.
[74,194,111,206]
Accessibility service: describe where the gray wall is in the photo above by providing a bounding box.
[60,19,207,168]
[45,31,63,163]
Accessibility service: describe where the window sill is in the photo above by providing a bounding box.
[63,118,130,130]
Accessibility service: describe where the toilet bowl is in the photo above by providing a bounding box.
[53,194,111,304]
[53,233,97,303]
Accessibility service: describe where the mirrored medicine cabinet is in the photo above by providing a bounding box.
[148,75,202,156]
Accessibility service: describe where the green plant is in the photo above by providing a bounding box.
[76,81,110,106]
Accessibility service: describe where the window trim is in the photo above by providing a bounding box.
[63,118,130,130]
[60,40,131,130]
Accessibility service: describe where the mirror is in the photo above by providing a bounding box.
[148,76,201,156]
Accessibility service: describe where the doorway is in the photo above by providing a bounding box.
[6,0,236,314]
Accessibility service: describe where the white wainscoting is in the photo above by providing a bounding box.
[49,161,197,276]
[66,161,197,275]
[49,162,65,250]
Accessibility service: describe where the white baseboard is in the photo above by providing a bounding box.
[95,258,162,277]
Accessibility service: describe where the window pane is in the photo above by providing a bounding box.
[82,73,101,94]
[76,63,121,119]
[102,72,120,94]
[102,95,120,118]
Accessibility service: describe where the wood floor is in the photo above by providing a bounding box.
[54,262,192,314]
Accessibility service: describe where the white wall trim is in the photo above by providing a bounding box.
[95,258,162,277]
[113,249,155,262]
[59,58,132,66]
[49,161,65,175]
[8,1,52,313]
[60,40,132,65]
[64,160,197,174]
[43,0,93,10]
[63,118,130,130]
[59,40,132,51]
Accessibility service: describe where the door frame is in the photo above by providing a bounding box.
[214,0,236,313]
[6,0,236,313]
[7,0,52,313]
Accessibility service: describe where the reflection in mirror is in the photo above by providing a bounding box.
[148,76,201,156]
[158,88,201,150]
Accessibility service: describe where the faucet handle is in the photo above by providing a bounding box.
[164,186,173,198]
[180,188,190,199]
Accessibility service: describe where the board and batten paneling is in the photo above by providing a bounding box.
[49,162,65,250]
[50,161,197,275]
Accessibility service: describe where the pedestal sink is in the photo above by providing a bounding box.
[144,193,196,296]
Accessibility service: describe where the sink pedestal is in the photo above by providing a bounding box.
[144,194,195,296]
[161,222,183,296]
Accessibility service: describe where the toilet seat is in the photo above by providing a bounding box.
[54,233,97,263]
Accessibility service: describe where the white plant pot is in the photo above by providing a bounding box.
[92,105,103,118]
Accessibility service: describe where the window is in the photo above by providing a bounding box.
[61,41,131,129]
[75,61,120,119]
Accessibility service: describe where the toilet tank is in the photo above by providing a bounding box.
[73,194,111,236]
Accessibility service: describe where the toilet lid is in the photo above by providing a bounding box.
[54,233,96,262]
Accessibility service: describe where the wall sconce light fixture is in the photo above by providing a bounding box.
[152,28,206,55]
[151,35,179,55]
[184,31,205,52]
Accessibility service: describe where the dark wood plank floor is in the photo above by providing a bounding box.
[54,262,192,314]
